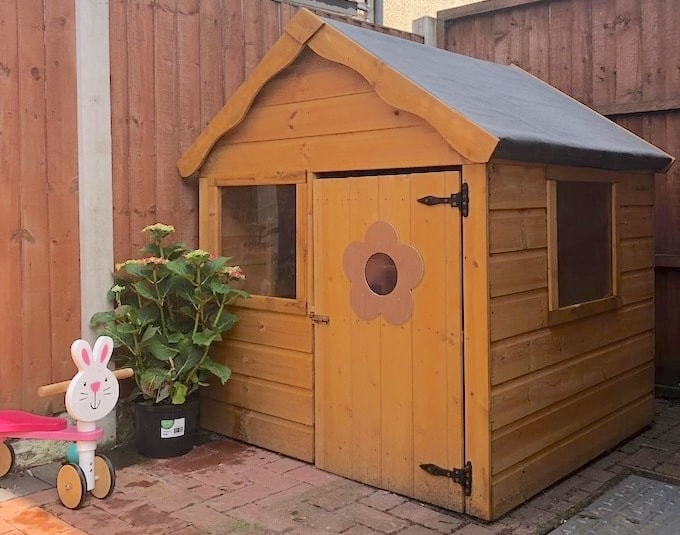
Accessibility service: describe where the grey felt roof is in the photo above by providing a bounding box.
[325,18,672,172]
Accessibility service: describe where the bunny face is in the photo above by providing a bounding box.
[65,336,120,423]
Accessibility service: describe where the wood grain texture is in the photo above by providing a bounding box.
[462,163,492,519]
[491,394,653,517]
[44,0,80,387]
[0,0,23,409]
[17,0,52,412]
[201,399,314,461]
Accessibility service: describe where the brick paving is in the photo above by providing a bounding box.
[1,399,680,534]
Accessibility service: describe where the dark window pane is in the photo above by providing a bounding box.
[557,181,612,307]
[365,253,398,295]
[220,185,296,299]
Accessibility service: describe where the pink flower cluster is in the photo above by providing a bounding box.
[115,257,168,271]
[224,266,246,280]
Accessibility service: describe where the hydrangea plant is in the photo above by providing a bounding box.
[90,223,248,404]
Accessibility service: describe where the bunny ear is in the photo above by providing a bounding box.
[70,339,93,370]
[92,336,114,367]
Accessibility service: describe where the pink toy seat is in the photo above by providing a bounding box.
[0,410,67,433]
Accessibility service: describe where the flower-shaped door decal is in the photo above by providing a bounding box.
[342,221,424,325]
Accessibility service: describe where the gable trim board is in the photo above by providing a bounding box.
[177,8,673,179]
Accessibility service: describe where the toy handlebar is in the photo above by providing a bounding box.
[37,368,134,398]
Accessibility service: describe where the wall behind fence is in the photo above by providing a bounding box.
[0,0,80,413]
[439,0,680,387]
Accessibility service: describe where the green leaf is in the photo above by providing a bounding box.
[147,338,179,361]
[133,280,158,302]
[171,383,188,404]
[89,310,115,328]
[166,259,193,279]
[193,329,218,347]
[200,359,231,384]
[140,325,159,344]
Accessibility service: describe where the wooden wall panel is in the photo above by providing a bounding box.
[0,0,79,412]
[440,0,680,388]
[486,162,655,516]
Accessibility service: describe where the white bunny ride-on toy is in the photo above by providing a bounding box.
[0,336,132,509]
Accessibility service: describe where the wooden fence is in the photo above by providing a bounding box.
[439,0,680,389]
[0,0,80,413]
[1,0,420,413]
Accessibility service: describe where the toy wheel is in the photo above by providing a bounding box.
[0,442,15,478]
[91,455,116,500]
[56,463,87,509]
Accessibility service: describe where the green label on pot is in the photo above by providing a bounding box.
[160,417,186,439]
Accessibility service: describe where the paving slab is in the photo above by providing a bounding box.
[548,474,680,535]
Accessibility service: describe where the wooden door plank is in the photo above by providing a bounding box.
[378,175,415,497]
[314,178,352,474]
[349,177,382,486]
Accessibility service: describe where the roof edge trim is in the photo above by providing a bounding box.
[177,15,320,177]
[307,23,498,163]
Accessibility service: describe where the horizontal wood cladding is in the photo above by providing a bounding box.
[492,363,654,475]
[490,394,654,518]
[200,313,315,460]
[207,374,313,426]
[219,339,313,389]
[200,400,314,462]
[489,209,547,254]
[200,52,465,178]
[486,163,656,516]
[491,332,653,430]
[229,307,313,353]
[491,300,653,386]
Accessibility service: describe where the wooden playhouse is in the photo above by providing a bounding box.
[177,9,674,520]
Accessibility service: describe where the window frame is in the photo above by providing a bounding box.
[209,173,309,316]
[546,175,621,325]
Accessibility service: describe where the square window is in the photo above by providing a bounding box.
[551,180,614,309]
[220,185,296,299]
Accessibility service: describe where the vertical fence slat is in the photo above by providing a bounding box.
[199,0,225,125]
[18,0,51,412]
[591,0,617,107]
[244,0,263,77]
[44,0,80,385]
[177,0,200,248]
[571,0,593,104]
[526,2,549,81]
[223,0,244,102]
[549,0,574,95]
[127,0,156,250]
[0,0,22,409]
[614,0,642,104]
[110,0,131,262]
[154,0,180,229]
[663,0,680,100]
[640,0,663,103]
[261,0,281,55]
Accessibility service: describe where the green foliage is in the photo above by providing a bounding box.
[90,223,248,405]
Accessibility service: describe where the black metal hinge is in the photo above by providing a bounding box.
[416,183,469,217]
[419,461,472,496]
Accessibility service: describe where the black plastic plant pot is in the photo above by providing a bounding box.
[133,396,199,458]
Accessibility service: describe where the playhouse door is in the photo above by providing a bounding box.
[313,170,464,511]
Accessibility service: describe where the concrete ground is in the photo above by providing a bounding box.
[1,399,680,535]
